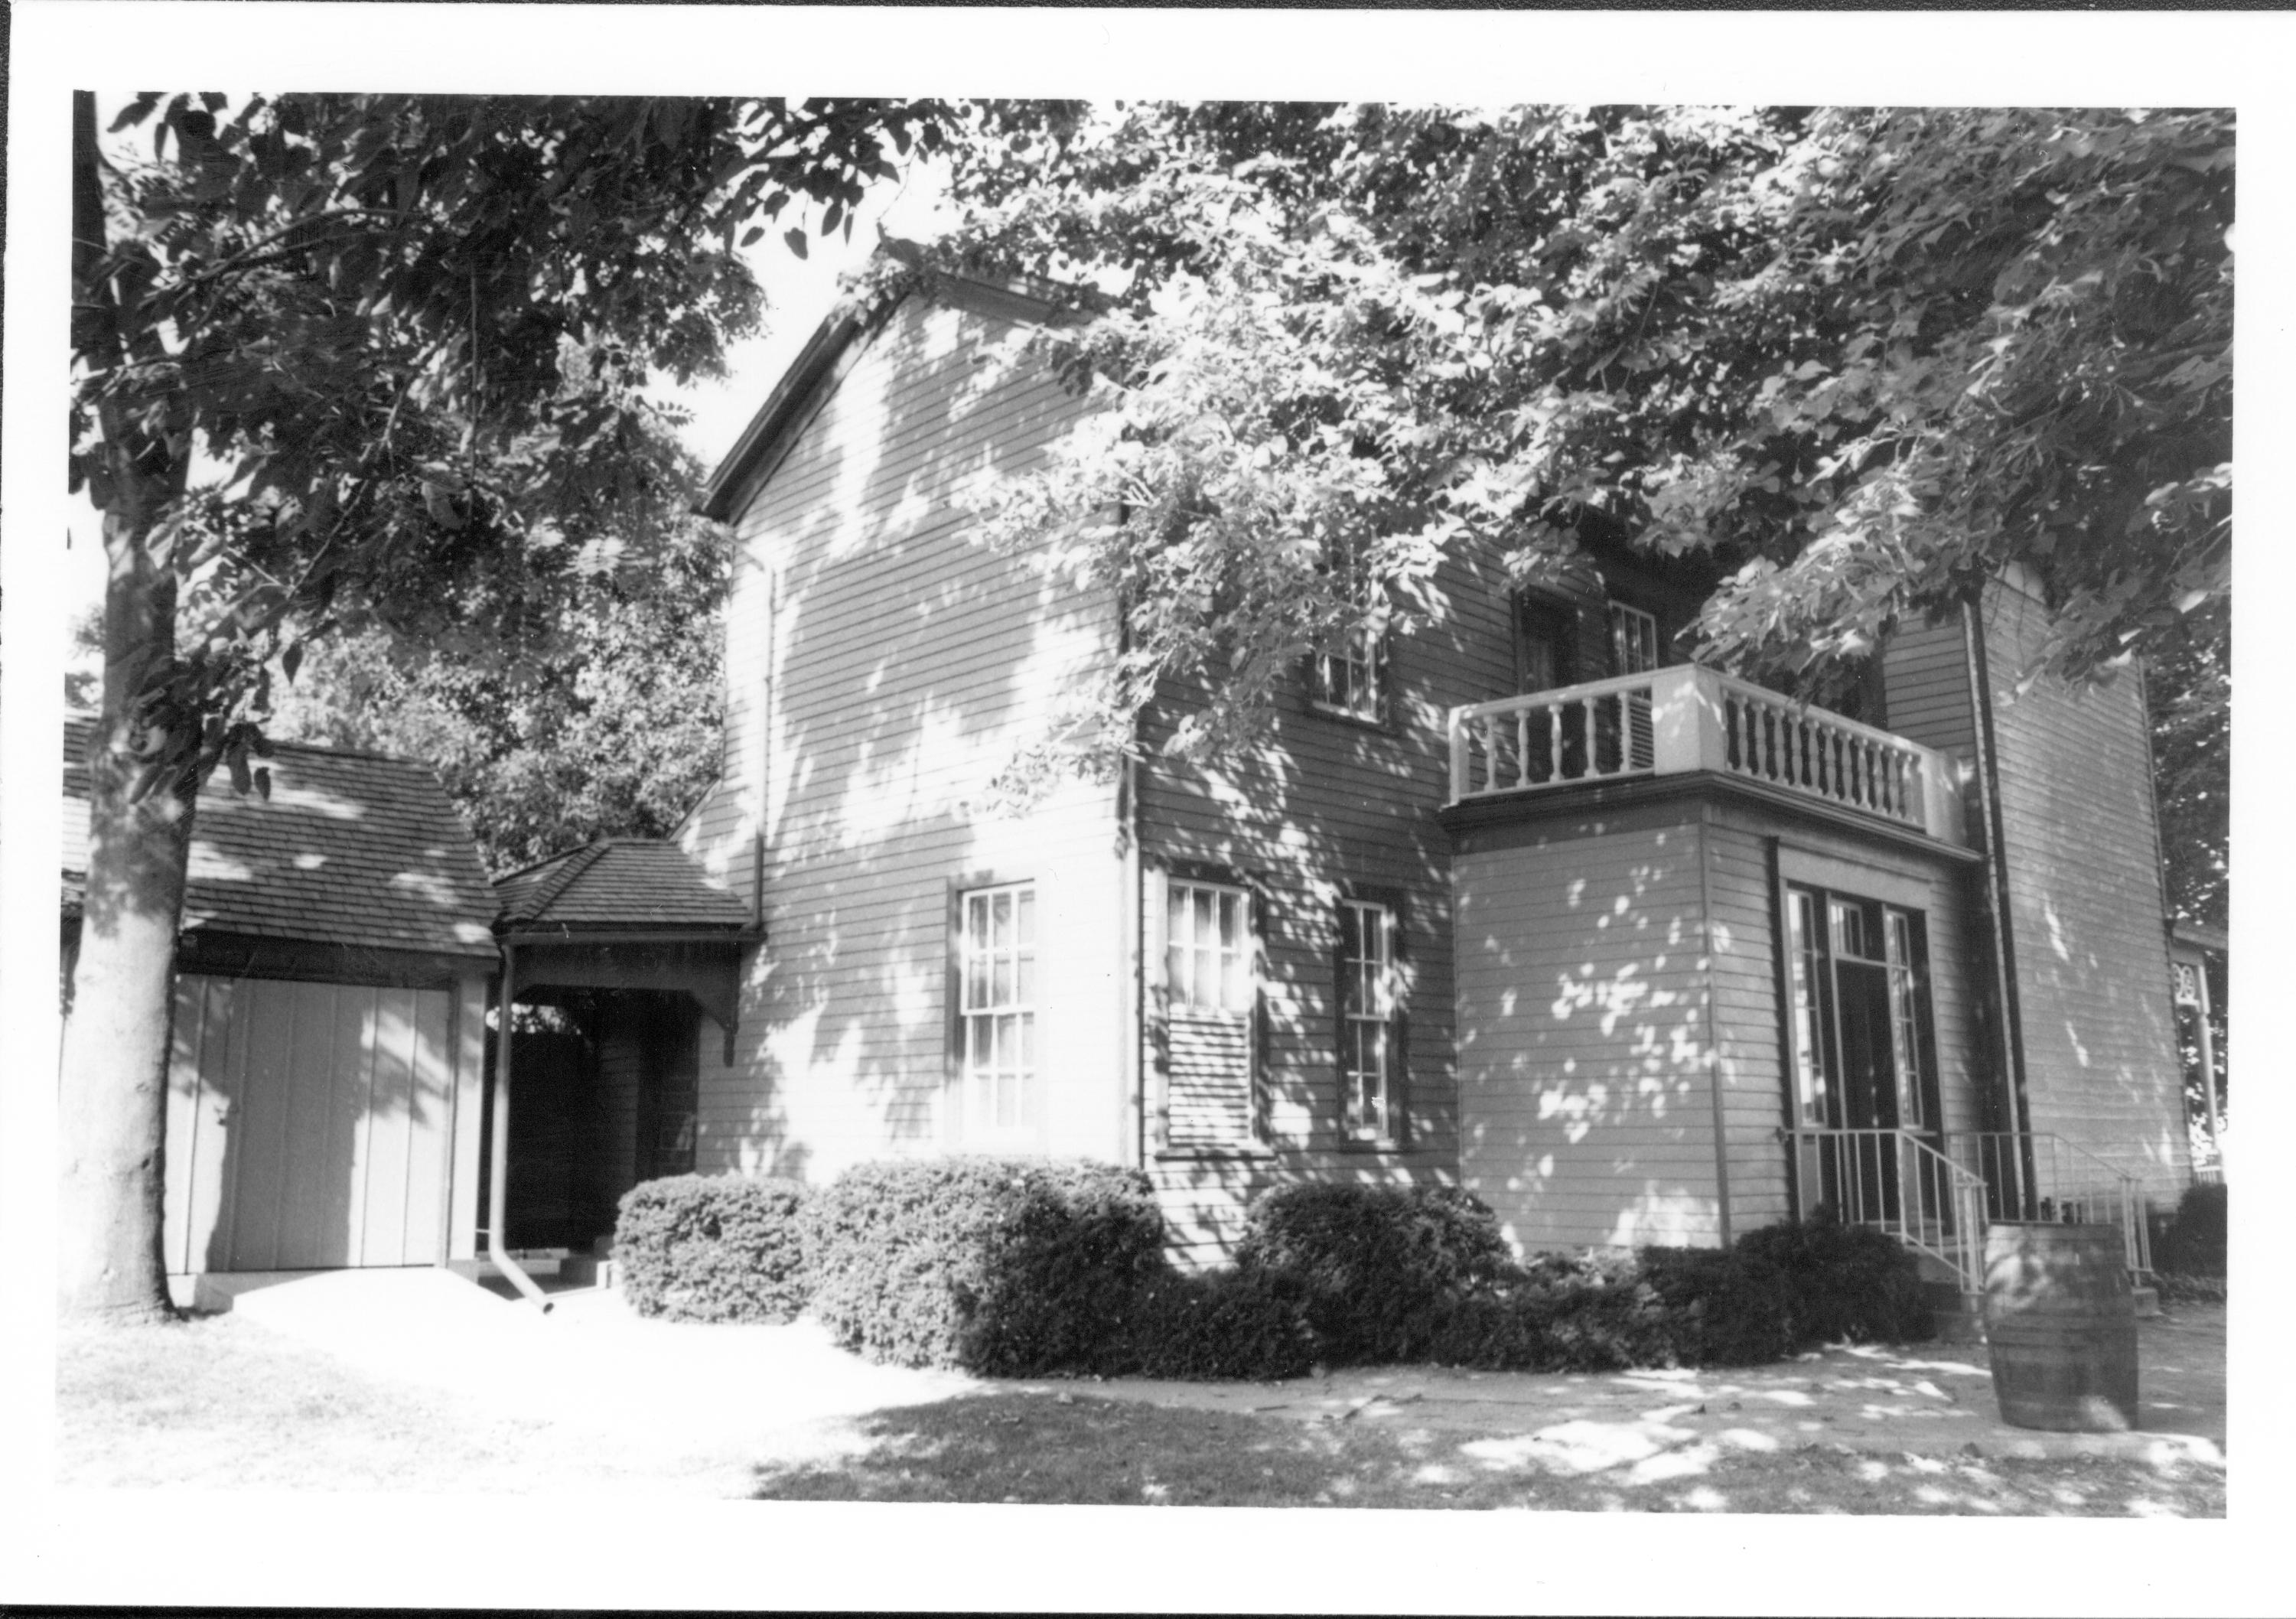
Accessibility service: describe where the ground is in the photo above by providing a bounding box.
[52,1272,2226,1515]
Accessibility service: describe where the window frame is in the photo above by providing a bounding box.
[1514,592,1580,695]
[1779,878,1941,1138]
[948,876,1042,1150]
[1310,620,1389,726]
[1149,863,1268,1157]
[1335,891,1409,1148]
[1607,599,1662,676]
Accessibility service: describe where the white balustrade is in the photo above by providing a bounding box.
[1447,664,1965,844]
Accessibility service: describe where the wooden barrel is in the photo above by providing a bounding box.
[1983,1222,2138,1432]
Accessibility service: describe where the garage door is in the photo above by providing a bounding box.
[164,975,461,1273]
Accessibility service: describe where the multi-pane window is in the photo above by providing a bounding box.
[1340,899,1399,1142]
[1882,907,1927,1131]
[1785,888,1829,1127]
[1162,878,1256,1148]
[1165,880,1253,1015]
[1784,884,1936,1136]
[960,882,1037,1140]
[1314,624,1383,721]
[1608,601,1660,675]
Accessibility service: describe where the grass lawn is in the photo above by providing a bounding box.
[57,1315,2222,1515]
[56,1317,752,1495]
[751,1389,2226,1516]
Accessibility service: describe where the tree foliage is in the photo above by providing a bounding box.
[75,93,948,788]
[917,103,2232,767]
[269,510,728,873]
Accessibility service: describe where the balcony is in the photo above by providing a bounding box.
[1445,665,1966,845]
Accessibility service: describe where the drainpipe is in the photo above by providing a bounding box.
[488,940,552,1311]
[1962,598,2038,1215]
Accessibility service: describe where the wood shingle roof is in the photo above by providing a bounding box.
[62,715,499,959]
[493,839,751,933]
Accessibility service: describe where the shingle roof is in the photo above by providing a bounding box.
[494,839,752,933]
[62,715,498,959]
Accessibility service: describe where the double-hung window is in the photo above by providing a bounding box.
[959,882,1038,1143]
[1313,624,1383,722]
[1608,601,1660,676]
[1340,898,1401,1143]
[1161,877,1255,1148]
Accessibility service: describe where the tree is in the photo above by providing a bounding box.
[269,509,728,874]
[915,103,2231,770]
[64,92,950,1323]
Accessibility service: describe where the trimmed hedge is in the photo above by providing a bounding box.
[1734,1219,1931,1346]
[1236,1182,1513,1365]
[1117,1267,1316,1382]
[1637,1246,1796,1367]
[801,1157,1168,1374]
[614,1174,810,1324]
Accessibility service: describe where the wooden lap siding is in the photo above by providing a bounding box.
[1454,805,1725,1253]
[683,293,1128,1183]
[1135,538,1517,1265]
[1982,580,2190,1202]
[164,973,467,1273]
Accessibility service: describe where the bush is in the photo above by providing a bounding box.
[1735,1219,1931,1347]
[802,1157,1168,1374]
[1424,1252,1682,1373]
[1637,1246,1795,1367]
[1114,1267,1316,1382]
[614,1174,810,1324]
[1236,1182,1513,1364]
[2151,1182,2227,1277]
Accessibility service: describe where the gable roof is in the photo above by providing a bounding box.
[698,258,1067,524]
[493,839,752,934]
[62,715,498,959]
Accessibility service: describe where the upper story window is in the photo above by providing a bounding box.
[1608,601,1661,676]
[1312,624,1384,722]
[959,881,1038,1142]
[1517,598,1578,694]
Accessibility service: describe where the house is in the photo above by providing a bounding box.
[648,263,2200,1300]
[62,716,500,1309]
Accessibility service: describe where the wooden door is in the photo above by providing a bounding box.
[165,974,458,1272]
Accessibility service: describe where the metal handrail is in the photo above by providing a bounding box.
[1936,1130,2153,1275]
[1783,1126,1988,1295]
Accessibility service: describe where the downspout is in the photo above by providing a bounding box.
[1119,753,1144,1168]
[1962,598,2038,1214]
[488,939,552,1311]
[1695,806,1733,1246]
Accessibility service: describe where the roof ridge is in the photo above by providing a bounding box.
[523,840,611,921]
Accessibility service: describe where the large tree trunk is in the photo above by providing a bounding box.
[60,89,200,1325]
[57,510,202,1324]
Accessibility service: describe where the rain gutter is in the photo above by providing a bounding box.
[487,939,552,1312]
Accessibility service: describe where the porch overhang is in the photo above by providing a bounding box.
[501,926,758,1064]
[1438,767,1984,865]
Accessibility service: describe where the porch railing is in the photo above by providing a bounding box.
[1448,665,1964,844]
[1937,1131,2154,1276]
[1783,1126,1988,1295]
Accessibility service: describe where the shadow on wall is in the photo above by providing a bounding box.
[706,301,1110,1180]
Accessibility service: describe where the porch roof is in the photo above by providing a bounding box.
[494,839,752,936]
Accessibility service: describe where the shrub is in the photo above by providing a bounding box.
[1424,1252,1682,1373]
[1236,1182,1513,1364]
[801,1157,1168,1373]
[2151,1182,2227,1277]
[1637,1246,1795,1367]
[1735,1219,1931,1347]
[1114,1267,1316,1382]
[614,1174,810,1324]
